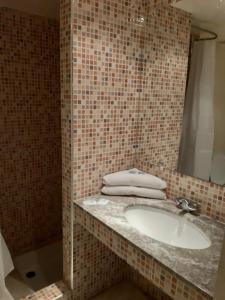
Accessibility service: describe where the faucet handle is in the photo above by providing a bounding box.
[175,197,200,214]
[176,197,189,206]
[189,201,200,213]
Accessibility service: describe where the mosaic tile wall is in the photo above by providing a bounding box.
[73,223,127,299]
[60,0,73,288]
[71,0,145,296]
[71,0,175,203]
[0,7,61,256]
[127,265,172,300]
[64,0,224,299]
[72,0,144,201]
[137,163,225,223]
[69,0,192,299]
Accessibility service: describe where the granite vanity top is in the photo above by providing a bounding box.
[74,196,225,297]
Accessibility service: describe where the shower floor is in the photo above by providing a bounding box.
[6,241,63,299]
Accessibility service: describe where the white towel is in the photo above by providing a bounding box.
[103,169,167,190]
[102,186,166,199]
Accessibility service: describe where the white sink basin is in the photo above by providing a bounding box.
[125,205,211,249]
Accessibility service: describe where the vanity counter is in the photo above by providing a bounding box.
[74,196,225,299]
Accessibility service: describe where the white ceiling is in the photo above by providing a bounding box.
[0,0,59,20]
[172,0,225,40]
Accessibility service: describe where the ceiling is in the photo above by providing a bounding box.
[0,0,59,20]
[172,0,225,40]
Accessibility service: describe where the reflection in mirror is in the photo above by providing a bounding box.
[172,0,225,186]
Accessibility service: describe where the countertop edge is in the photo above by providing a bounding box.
[74,199,215,299]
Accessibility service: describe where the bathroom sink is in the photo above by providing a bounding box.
[125,205,211,249]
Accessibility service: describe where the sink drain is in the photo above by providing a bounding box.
[26,271,36,278]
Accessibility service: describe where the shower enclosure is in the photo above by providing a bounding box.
[0,2,62,298]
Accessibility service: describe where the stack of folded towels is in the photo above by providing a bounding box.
[101,168,167,200]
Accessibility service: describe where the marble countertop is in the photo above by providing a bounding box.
[74,195,225,297]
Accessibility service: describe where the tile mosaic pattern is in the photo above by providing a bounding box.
[60,0,73,288]
[127,266,172,300]
[20,281,71,300]
[73,223,172,300]
[73,223,127,299]
[137,163,225,223]
[72,0,144,200]
[64,0,224,300]
[69,0,192,299]
[0,7,61,256]
[75,204,211,300]
[71,0,147,297]
[70,0,191,204]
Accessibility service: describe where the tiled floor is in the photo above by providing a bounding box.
[92,280,151,300]
[20,281,69,300]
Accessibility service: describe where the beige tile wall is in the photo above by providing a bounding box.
[60,0,73,288]
[137,163,225,223]
[71,0,145,297]
[73,223,127,299]
[69,1,191,299]
[0,7,61,256]
[71,0,143,201]
[62,0,225,299]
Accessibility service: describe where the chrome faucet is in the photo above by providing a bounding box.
[176,197,200,214]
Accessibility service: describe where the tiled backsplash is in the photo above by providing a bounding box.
[137,163,225,223]
[72,0,144,201]
[71,0,191,204]
[0,7,61,255]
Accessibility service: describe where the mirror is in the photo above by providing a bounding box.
[171,0,225,186]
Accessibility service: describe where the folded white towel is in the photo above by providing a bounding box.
[103,168,167,190]
[101,186,166,199]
